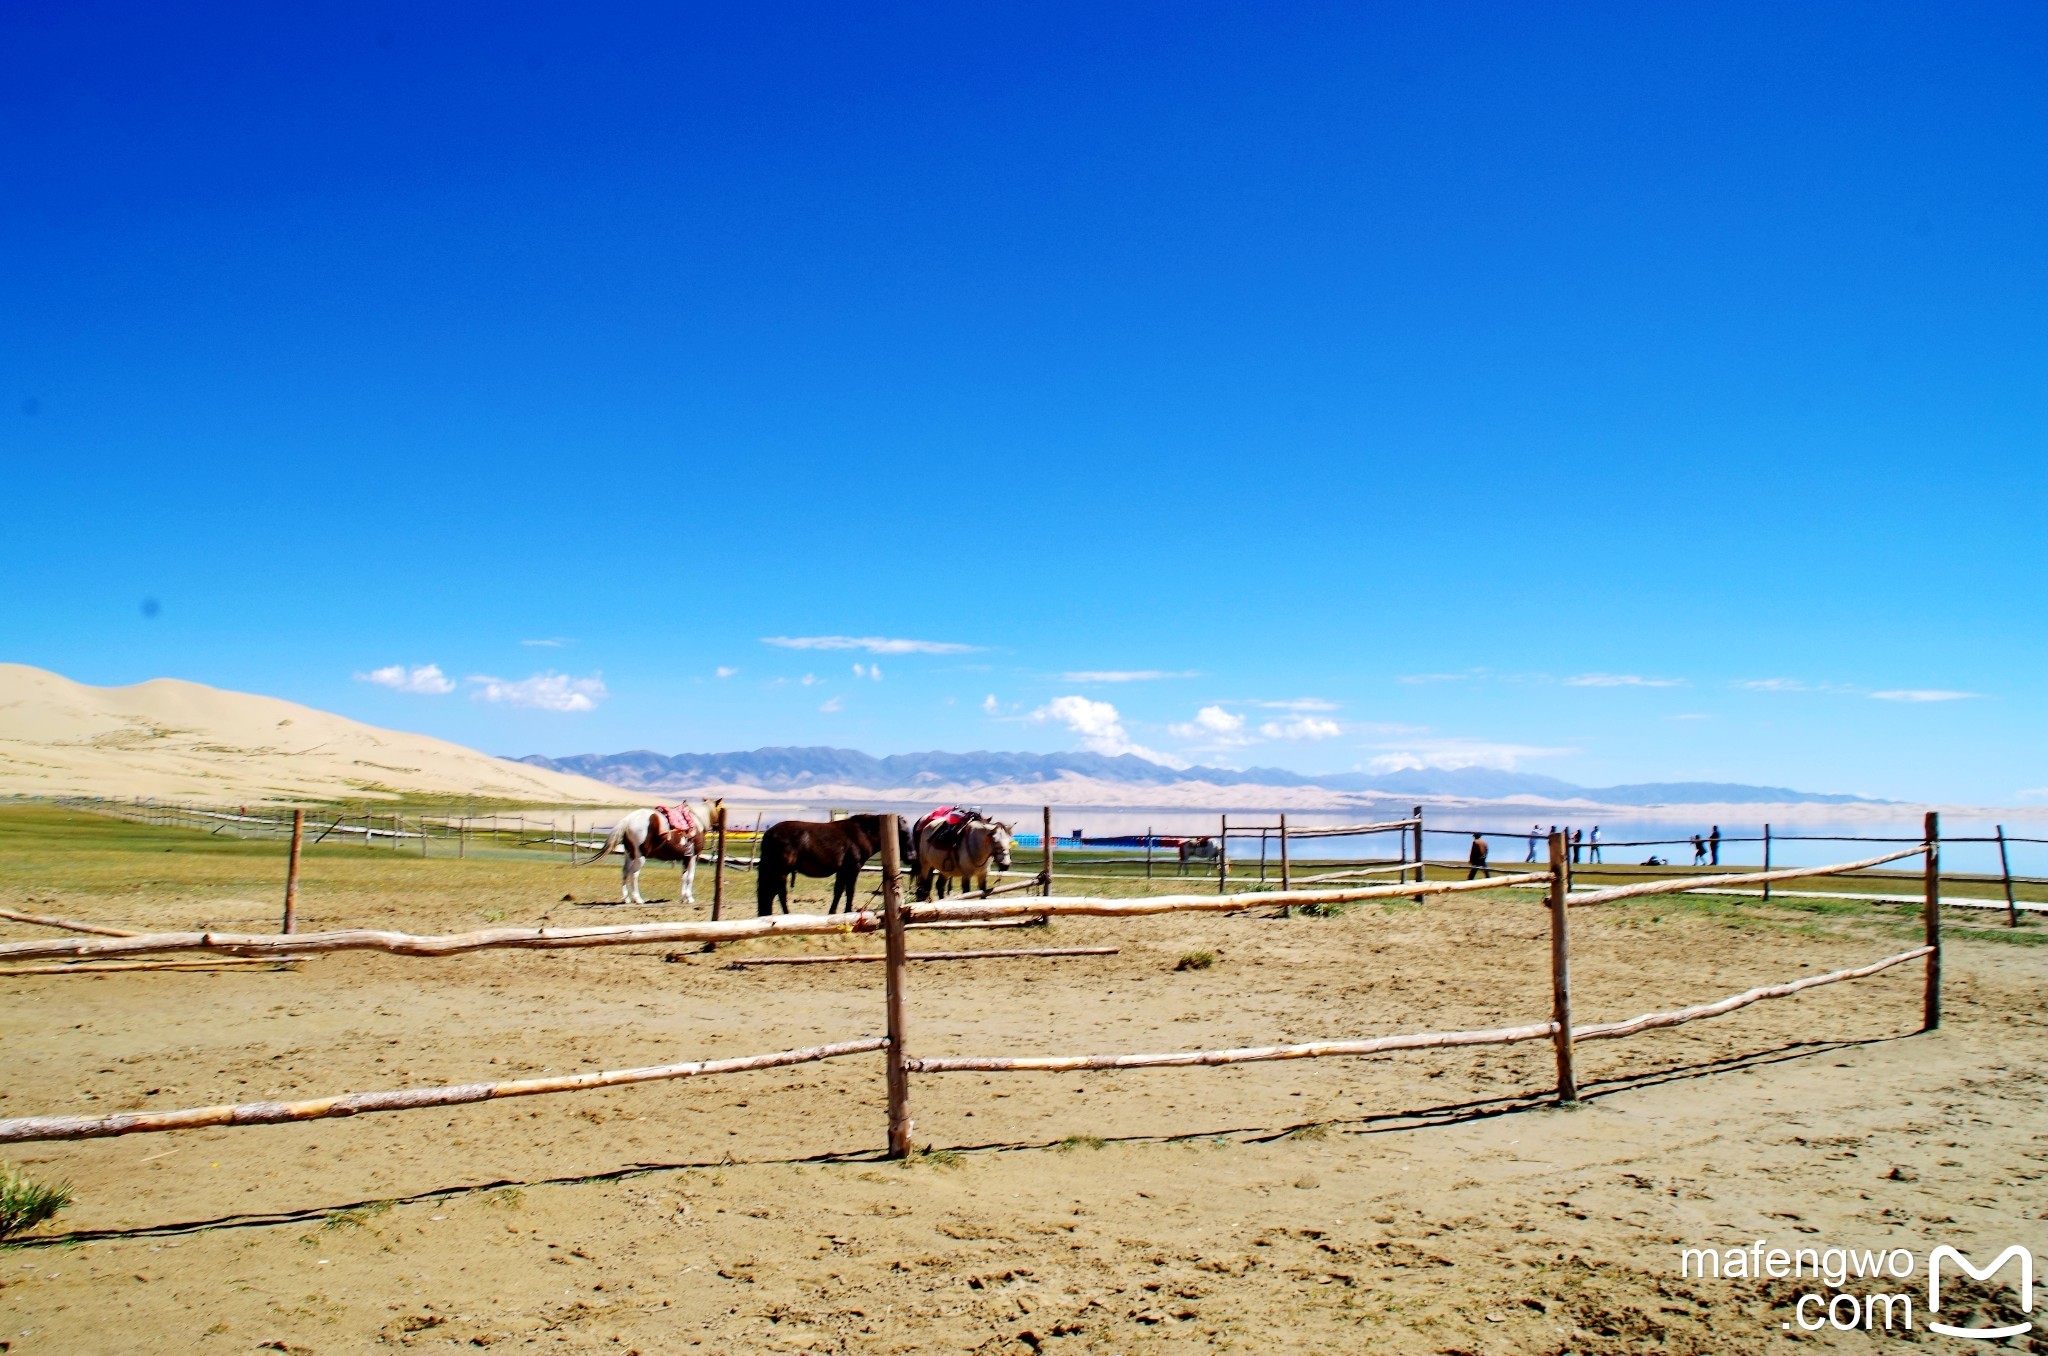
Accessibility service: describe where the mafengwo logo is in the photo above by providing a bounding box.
[1677,1239,2035,1336]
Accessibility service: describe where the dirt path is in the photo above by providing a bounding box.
[4,819,2044,1352]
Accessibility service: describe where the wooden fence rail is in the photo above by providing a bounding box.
[903,945,1931,1074]
[0,818,1944,1160]
[0,1039,888,1145]
[0,874,1555,964]
[1563,846,1925,907]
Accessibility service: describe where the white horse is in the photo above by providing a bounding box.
[913,816,1015,901]
[581,801,715,905]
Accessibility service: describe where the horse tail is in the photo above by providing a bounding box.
[579,819,628,867]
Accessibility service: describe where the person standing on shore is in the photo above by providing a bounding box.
[1527,824,1541,861]
[1709,825,1721,866]
[1467,832,1490,880]
[1691,833,1707,865]
[1589,825,1602,864]
[1570,828,1583,864]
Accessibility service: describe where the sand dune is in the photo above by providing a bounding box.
[0,663,633,805]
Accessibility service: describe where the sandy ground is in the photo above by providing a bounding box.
[0,663,630,804]
[3,817,2045,1353]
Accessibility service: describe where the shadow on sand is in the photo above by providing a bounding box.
[11,1031,1916,1248]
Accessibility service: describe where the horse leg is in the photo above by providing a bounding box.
[625,851,645,906]
[619,847,634,904]
[680,851,697,906]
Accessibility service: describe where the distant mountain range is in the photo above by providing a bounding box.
[514,746,1876,807]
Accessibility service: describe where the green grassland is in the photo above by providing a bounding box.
[0,803,2036,943]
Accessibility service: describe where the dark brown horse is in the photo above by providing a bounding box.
[756,814,914,915]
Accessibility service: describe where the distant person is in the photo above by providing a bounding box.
[1709,825,1722,866]
[1589,825,1602,864]
[1691,834,1707,865]
[1526,824,1541,862]
[1467,832,1490,880]
[1570,828,1583,864]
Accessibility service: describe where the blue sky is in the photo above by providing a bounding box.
[2,2,2042,804]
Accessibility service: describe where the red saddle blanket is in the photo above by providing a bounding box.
[654,804,697,839]
[922,806,974,848]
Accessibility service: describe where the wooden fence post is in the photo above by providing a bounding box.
[282,809,304,935]
[1145,826,1153,879]
[1278,813,1290,892]
[1761,823,1772,903]
[1041,806,1054,898]
[1923,811,1941,1032]
[570,815,577,865]
[458,813,466,859]
[1547,830,1577,1103]
[712,804,728,922]
[1217,814,1228,894]
[1411,806,1425,903]
[881,813,913,1159]
[419,813,428,857]
[1996,824,2017,928]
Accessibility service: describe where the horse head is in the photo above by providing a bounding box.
[986,821,1014,872]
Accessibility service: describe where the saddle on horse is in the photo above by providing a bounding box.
[653,803,698,849]
[921,805,983,850]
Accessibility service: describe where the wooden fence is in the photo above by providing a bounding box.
[0,816,1946,1154]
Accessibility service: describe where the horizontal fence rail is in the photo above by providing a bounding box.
[1564,847,1924,906]
[0,810,1965,1168]
[0,874,1554,964]
[0,1039,888,1145]
[906,945,1932,1074]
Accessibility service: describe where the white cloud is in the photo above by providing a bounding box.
[819,695,844,713]
[520,638,570,648]
[1259,716,1342,741]
[852,663,883,682]
[1030,695,1187,767]
[801,673,819,686]
[355,663,455,695]
[467,671,606,712]
[1170,705,1249,743]
[1870,689,1978,702]
[1565,673,1685,688]
[982,693,1000,714]
[762,635,978,655]
[1364,740,1569,773]
[715,666,738,679]
[1253,697,1339,712]
[1059,669,1199,683]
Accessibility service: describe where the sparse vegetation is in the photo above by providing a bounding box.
[481,1186,525,1209]
[0,1163,73,1239]
[321,1199,393,1230]
[1057,1134,1107,1152]
[899,1147,964,1169]
[1174,949,1215,971]
[1295,900,1355,918]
